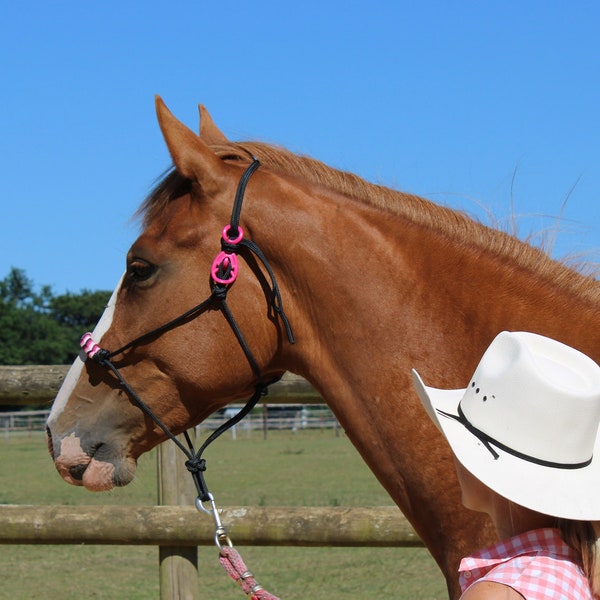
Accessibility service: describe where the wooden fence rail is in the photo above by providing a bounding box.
[0,366,422,599]
[0,365,321,406]
[0,505,421,547]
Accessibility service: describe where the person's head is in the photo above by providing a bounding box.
[412,331,600,521]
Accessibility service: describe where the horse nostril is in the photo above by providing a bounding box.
[46,426,55,460]
[69,464,88,481]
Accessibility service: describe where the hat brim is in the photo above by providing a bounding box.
[412,369,600,520]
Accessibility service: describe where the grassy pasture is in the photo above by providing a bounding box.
[0,429,447,599]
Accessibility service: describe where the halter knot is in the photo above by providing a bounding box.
[185,456,207,475]
[221,238,242,254]
[211,282,230,301]
[92,348,111,364]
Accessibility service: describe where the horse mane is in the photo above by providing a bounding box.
[138,139,599,303]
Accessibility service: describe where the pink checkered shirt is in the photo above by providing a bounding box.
[459,528,594,599]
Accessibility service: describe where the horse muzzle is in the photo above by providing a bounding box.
[46,427,137,491]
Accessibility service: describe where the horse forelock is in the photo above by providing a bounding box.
[135,168,192,229]
[136,139,599,305]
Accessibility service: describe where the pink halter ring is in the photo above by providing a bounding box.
[211,225,244,285]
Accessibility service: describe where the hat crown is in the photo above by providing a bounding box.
[461,332,600,465]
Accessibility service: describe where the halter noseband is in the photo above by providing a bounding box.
[79,159,295,503]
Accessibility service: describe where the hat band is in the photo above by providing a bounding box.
[437,405,593,470]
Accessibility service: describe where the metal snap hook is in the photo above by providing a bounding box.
[195,493,233,553]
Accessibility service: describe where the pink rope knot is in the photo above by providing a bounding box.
[80,332,103,360]
[218,546,280,600]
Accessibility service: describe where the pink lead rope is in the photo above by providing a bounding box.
[197,495,281,599]
[219,547,280,599]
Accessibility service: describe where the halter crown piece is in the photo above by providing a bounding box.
[79,159,291,600]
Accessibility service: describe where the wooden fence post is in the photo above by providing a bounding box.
[158,434,201,600]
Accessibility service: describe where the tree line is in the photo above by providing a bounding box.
[0,268,111,366]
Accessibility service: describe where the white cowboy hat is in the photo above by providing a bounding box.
[412,331,600,520]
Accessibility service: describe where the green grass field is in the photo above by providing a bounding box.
[0,429,447,599]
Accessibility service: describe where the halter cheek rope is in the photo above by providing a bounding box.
[81,159,292,600]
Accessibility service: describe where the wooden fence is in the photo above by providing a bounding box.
[0,366,422,599]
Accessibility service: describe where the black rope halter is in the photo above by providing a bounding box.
[80,159,295,501]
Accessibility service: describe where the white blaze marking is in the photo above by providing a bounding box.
[48,275,124,422]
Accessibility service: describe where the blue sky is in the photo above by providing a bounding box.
[2,1,598,294]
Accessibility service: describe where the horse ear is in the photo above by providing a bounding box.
[155,96,228,188]
[198,104,229,144]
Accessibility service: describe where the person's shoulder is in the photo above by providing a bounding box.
[460,581,525,600]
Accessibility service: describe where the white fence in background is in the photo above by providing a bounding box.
[0,405,339,436]
[1,409,49,434]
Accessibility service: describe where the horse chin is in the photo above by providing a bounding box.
[82,456,137,491]
[80,459,117,491]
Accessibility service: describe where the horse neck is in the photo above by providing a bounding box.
[262,183,599,489]
[270,194,600,390]
[249,180,598,578]
[257,191,506,570]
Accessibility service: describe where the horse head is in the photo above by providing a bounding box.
[46,98,294,491]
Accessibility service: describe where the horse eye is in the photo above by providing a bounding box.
[127,259,156,282]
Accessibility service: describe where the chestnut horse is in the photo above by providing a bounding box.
[46,97,600,599]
